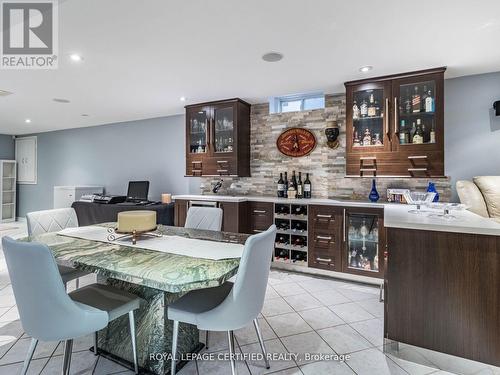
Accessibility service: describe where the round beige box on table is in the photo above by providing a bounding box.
[117,210,157,233]
[161,193,172,204]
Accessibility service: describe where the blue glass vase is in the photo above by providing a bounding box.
[427,182,439,202]
[368,179,380,202]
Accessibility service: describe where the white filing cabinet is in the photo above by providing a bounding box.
[54,186,104,209]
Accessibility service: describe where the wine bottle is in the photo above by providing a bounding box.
[360,98,368,118]
[303,173,312,199]
[291,171,298,190]
[430,124,436,143]
[353,100,360,120]
[277,173,285,198]
[413,120,424,144]
[412,86,421,113]
[283,172,288,198]
[297,172,303,199]
[421,85,428,112]
[404,88,412,114]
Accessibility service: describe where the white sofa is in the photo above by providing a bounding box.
[457,176,500,223]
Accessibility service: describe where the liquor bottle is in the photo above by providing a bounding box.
[422,123,428,143]
[410,122,416,143]
[421,85,428,112]
[288,181,297,199]
[412,86,421,113]
[425,89,434,112]
[430,124,436,143]
[404,88,412,114]
[277,173,285,198]
[367,94,377,117]
[353,130,361,147]
[353,100,360,120]
[413,121,424,144]
[296,172,303,199]
[399,120,406,144]
[360,98,368,118]
[373,133,382,146]
[291,171,298,190]
[375,98,381,117]
[404,125,410,144]
[283,172,288,198]
[363,128,372,146]
[303,173,312,199]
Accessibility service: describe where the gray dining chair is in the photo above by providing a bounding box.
[168,224,277,375]
[184,206,223,231]
[2,236,143,375]
[26,207,89,288]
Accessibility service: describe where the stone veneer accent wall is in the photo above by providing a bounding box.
[200,94,451,201]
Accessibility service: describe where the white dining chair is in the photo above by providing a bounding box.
[168,224,277,375]
[26,208,89,288]
[2,236,143,375]
[184,206,223,231]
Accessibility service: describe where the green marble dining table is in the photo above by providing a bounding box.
[25,223,249,374]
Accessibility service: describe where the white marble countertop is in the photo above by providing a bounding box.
[384,205,500,236]
[173,194,500,236]
[172,194,385,208]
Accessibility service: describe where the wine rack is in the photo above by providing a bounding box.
[273,203,308,266]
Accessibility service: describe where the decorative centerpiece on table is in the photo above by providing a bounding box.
[107,210,158,245]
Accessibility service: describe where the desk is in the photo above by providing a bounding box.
[28,224,248,374]
[71,201,175,226]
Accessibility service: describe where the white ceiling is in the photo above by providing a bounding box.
[1,0,500,135]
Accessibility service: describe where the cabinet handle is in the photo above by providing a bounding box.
[217,160,228,164]
[394,97,399,134]
[385,97,390,140]
[217,169,228,173]
[316,257,332,263]
[343,208,346,242]
[407,155,427,159]
[253,210,266,214]
[316,235,332,240]
[316,214,332,219]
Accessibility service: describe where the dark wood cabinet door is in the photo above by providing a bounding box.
[308,205,343,271]
[248,201,273,234]
[341,207,385,279]
[174,199,188,227]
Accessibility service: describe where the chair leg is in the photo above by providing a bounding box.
[62,339,73,375]
[171,320,179,375]
[227,331,237,375]
[20,338,38,375]
[253,319,270,369]
[93,331,98,356]
[379,283,384,302]
[75,278,79,289]
[129,311,139,374]
[205,330,209,349]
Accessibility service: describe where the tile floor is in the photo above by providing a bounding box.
[0,223,497,375]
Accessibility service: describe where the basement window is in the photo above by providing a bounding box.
[270,93,325,114]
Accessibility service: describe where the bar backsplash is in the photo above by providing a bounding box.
[199,94,451,201]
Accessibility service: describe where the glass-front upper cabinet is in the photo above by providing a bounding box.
[187,108,209,154]
[212,104,235,154]
[347,82,392,152]
[343,208,384,278]
[392,72,443,152]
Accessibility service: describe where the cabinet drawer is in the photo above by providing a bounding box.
[248,201,273,233]
[310,232,339,249]
[308,247,339,271]
[309,205,342,232]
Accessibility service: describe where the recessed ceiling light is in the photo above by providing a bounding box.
[0,90,13,97]
[53,98,71,103]
[70,54,83,62]
[359,65,373,73]
[25,119,31,123]
[180,96,187,102]
[262,52,284,62]
[81,114,89,117]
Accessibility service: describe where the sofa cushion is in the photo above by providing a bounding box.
[473,176,500,219]
[456,180,489,218]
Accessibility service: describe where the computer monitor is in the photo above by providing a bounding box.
[127,181,149,201]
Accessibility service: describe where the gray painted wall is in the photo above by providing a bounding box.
[17,115,187,216]
[444,71,500,201]
[0,134,14,160]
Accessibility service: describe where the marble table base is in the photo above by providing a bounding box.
[95,278,201,374]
